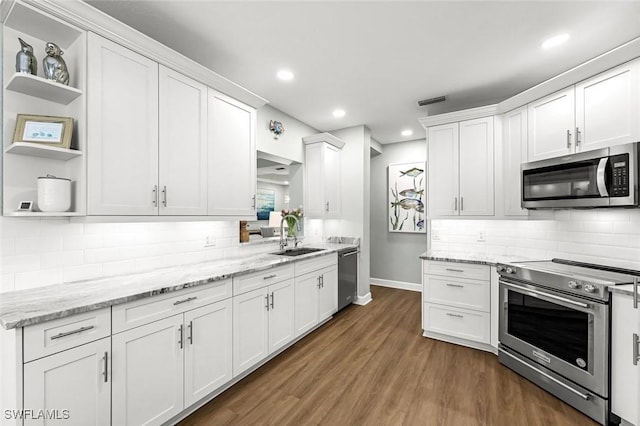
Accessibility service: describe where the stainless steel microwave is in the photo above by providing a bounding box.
[522,142,639,208]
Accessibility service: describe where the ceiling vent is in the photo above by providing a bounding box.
[418,96,446,107]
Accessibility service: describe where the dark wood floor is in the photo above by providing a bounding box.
[179,286,597,426]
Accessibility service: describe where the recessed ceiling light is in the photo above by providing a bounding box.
[541,33,570,50]
[401,129,413,137]
[333,109,346,118]
[277,69,294,81]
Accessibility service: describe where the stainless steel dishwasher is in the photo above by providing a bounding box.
[338,247,358,311]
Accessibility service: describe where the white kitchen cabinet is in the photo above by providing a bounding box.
[112,315,184,426]
[501,106,529,216]
[427,117,494,217]
[294,265,338,337]
[158,65,208,215]
[233,279,295,376]
[87,32,159,215]
[184,299,233,407]
[208,89,257,217]
[611,292,638,425]
[528,59,640,162]
[23,338,111,426]
[303,134,345,218]
[422,260,494,352]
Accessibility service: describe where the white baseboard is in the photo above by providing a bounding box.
[370,278,421,292]
[354,292,372,305]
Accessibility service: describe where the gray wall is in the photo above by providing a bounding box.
[370,139,427,285]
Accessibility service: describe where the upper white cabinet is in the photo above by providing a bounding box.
[427,116,494,217]
[501,106,528,216]
[2,2,87,216]
[87,33,159,215]
[207,89,257,217]
[303,133,345,219]
[528,60,640,161]
[159,66,208,216]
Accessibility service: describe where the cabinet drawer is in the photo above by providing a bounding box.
[423,303,490,344]
[294,252,337,277]
[423,275,490,312]
[233,264,294,296]
[112,279,232,333]
[24,308,111,362]
[423,260,490,281]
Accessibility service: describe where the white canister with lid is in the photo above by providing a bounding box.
[37,175,71,212]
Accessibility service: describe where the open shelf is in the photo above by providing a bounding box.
[5,142,82,161]
[4,211,84,217]
[6,73,82,104]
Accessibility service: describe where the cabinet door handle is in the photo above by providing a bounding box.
[102,351,108,383]
[446,313,464,319]
[152,185,158,207]
[317,276,322,289]
[634,276,638,309]
[252,195,256,209]
[270,292,275,309]
[265,294,270,311]
[454,197,458,211]
[460,197,464,212]
[445,268,464,273]
[321,275,324,288]
[187,321,193,345]
[575,127,581,147]
[446,283,464,288]
[326,202,330,212]
[173,296,198,306]
[634,334,639,366]
[178,325,183,349]
[566,129,572,149]
[50,325,95,340]
[263,274,276,280]
[162,185,167,207]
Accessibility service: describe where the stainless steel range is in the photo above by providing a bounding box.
[497,258,635,425]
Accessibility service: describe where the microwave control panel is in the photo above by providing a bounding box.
[610,154,629,197]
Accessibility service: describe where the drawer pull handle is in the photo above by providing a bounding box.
[263,274,277,280]
[173,296,198,306]
[445,268,464,273]
[446,313,464,319]
[50,325,95,340]
[446,283,464,288]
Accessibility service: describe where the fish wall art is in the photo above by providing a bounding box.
[388,162,426,233]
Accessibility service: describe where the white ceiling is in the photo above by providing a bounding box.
[86,1,640,144]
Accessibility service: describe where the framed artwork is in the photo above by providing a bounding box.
[12,114,74,149]
[388,162,426,233]
[256,188,275,220]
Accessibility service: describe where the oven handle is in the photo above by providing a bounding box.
[596,158,609,197]
[500,349,591,400]
[500,281,590,309]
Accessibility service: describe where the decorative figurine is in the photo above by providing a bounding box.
[269,120,285,139]
[16,38,37,75]
[42,42,69,85]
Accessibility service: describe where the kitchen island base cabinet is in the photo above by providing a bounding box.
[23,338,111,426]
[611,292,638,425]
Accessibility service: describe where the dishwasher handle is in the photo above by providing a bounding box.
[340,250,359,258]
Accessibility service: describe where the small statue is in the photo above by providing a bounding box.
[15,38,37,75]
[42,42,69,85]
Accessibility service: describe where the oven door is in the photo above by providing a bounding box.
[499,278,609,397]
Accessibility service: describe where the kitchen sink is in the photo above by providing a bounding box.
[271,247,326,257]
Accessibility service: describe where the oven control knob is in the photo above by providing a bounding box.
[568,281,581,289]
[506,267,516,274]
[583,284,597,293]
[497,265,505,273]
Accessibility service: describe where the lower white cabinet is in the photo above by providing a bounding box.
[233,279,294,376]
[611,292,638,425]
[23,337,111,426]
[422,260,493,351]
[112,298,233,426]
[294,265,338,337]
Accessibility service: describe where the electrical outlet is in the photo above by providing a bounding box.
[204,235,216,247]
[477,231,486,242]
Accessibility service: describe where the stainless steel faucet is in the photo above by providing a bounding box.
[279,215,301,250]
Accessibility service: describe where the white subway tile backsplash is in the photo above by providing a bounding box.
[15,269,63,289]
[63,264,103,283]
[41,250,84,269]
[15,236,63,255]
[1,239,15,257]
[63,234,102,250]
[1,274,15,292]
[2,254,40,274]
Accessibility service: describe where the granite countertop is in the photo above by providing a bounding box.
[419,250,532,266]
[0,242,357,330]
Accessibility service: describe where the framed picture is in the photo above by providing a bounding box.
[12,114,74,149]
[388,161,426,233]
[256,188,275,220]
